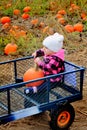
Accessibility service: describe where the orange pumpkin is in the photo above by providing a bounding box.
[57,10,66,15]
[81,12,86,19]
[56,14,63,19]
[23,66,44,87]
[13,9,20,15]
[64,24,74,33]
[70,4,76,7]
[74,23,83,32]
[2,23,10,29]
[23,6,31,12]
[42,26,49,33]
[0,16,11,24]
[72,5,80,10]
[4,43,18,55]
[31,19,38,25]
[22,13,30,19]
[58,18,66,25]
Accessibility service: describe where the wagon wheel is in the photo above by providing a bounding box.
[49,104,75,130]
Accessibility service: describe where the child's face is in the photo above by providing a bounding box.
[43,46,54,55]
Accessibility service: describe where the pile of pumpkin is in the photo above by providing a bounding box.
[0,6,45,55]
[0,3,87,56]
[55,3,87,33]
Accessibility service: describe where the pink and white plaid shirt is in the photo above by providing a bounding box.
[36,49,65,82]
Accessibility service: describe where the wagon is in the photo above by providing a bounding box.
[0,56,85,130]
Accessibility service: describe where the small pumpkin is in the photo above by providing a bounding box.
[16,30,27,38]
[22,13,30,19]
[23,64,44,87]
[0,16,11,24]
[57,10,66,15]
[64,24,74,33]
[2,23,10,29]
[4,43,18,55]
[42,26,49,33]
[31,19,38,25]
[23,6,31,12]
[13,9,20,15]
[72,5,80,10]
[56,14,63,19]
[74,23,83,32]
[81,12,86,19]
[58,18,66,25]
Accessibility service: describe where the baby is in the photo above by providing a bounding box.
[32,32,65,82]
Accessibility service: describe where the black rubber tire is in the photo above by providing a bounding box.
[49,104,75,130]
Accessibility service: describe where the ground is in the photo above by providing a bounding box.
[0,17,87,130]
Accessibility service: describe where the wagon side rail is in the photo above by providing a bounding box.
[0,56,85,124]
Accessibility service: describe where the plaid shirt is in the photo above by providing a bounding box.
[36,49,65,82]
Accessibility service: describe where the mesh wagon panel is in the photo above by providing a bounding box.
[0,58,83,119]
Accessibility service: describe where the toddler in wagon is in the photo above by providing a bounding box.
[24,32,65,107]
[32,32,65,83]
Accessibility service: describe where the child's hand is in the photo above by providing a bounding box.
[34,57,41,64]
[32,52,36,58]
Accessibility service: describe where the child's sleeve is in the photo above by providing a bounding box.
[36,49,44,57]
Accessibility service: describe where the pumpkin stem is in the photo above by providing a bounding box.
[34,63,39,71]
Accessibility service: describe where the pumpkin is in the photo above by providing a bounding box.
[31,19,38,25]
[16,30,27,38]
[57,10,66,15]
[42,26,49,33]
[81,12,86,19]
[56,14,63,19]
[58,18,66,25]
[13,9,20,15]
[0,16,11,24]
[22,13,30,19]
[23,6,31,12]
[2,23,10,29]
[23,64,44,87]
[70,4,80,10]
[70,4,76,7]
[64,24,74,33]
[4,43,18,55]
[74,23,83,32]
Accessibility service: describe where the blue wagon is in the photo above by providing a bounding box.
[0,56,85,130]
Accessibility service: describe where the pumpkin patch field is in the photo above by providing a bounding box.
[0,0,87,130]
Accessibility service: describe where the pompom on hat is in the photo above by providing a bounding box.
[43,33,64,52]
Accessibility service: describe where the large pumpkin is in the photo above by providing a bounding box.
[23,65,44,87]
[4,43,18,55]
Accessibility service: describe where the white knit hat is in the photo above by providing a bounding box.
[43,33,64,52]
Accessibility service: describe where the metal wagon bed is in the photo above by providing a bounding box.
[0,56,85,129]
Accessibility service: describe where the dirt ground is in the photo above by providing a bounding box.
[0,44,87,130]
